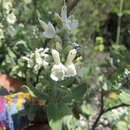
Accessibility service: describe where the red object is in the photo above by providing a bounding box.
[0,74,25,91]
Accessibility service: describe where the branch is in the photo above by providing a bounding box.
[91,89,104,130]
[104,103,130,113]
[91,101,130,130]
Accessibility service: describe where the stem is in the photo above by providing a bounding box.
[53,82,59,103]
[91,89,104,130]
[91,93,130,130]
[104,103,130,113]
[116,0,124,44]
[34,67,43,87]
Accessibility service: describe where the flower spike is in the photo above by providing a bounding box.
[65,49,77,77]
[50,49,67,81]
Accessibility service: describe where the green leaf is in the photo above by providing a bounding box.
[57,77,76,87]
[38,19,48,30]
[116,121,128,130]
[111,8,119,13]
[47,103,71,130]
[81,105,94,115]
[96,36,104,44]
[6,55,16,65]
[78,67,91,78]
[119,92,130,105]
[112,44,126,51]
[7,48,16,59]
[123,10,130,15]
[21,85,47,101]
[95,44,104,52]
[16,40,28,50]
[63,83,87,102]
[21,85,37,97]
[72,83,87,100]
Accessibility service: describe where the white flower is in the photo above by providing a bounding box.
[61,5,79,30]
[65,16,79,30]
[42,60,49,68]
[28,60,34,68]
[35,48,49,68]
[22,48,49,71]
[65,49,77,77]
[6,13,17,24]
[50,49,67,81]
[35,51,43,65]
[3,1,12,10]
[40,48,49,57]
[34,64,41,72]
[22,56,30,61]
[50,49,77,81]
[124,68,130,75]
[22,55,34,68]
[43,22,56,38]
[35,51,49,68]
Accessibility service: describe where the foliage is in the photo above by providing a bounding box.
[1,0,130,130]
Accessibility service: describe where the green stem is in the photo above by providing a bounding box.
[52,82,58,103]
[116,0,124,44]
